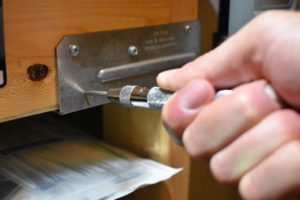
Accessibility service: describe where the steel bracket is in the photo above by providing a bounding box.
[56,21,200,114]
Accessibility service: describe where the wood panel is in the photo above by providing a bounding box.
[0,0,195,122]
[102,105,191,200]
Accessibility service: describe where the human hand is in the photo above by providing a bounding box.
[157,10,300,200]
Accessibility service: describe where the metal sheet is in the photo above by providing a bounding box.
[56,21,200,114]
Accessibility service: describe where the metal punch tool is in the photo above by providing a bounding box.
[84,85,233,109]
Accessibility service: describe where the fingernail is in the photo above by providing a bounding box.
[264,84,278,102]
[180,80,211,109]
[157,69,176,83]
[163,122,183,146]
[158,70,176,80]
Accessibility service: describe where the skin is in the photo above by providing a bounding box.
[157,10,300,200]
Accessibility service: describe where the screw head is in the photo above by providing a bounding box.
[184,25,192,34]
[69,45,79,56]
[128,45,139,57]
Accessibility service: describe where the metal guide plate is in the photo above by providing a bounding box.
[56,21,200,114]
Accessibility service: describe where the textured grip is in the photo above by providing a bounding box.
[119,86,233,109]
[147,87,172,109]
[119,85,136,107]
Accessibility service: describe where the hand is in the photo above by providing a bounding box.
[157,10,300,200]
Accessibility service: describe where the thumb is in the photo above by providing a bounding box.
[162,79,215,143]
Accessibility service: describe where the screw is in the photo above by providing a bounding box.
[27,64,49,81]
[69,45,79,56]
[128,45,139,57]
[184,25,192,34]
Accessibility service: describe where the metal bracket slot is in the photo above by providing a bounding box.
[56,21,200,114]
[98,52,196,82]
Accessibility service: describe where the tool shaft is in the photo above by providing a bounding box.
[85,85,233,109]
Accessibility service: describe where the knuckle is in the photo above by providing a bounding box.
[271,110,300,138]
[285,141,300,168]
[235,92,260,122]
[248,10,286,42]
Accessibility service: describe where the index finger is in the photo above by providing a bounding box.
[156,11,274,91]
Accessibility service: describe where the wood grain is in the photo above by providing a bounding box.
[0,0,196,122]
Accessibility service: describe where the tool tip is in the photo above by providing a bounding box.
[84,91,108,96]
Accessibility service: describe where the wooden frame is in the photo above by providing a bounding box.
[0,0,197,122]
[0,1,197,199]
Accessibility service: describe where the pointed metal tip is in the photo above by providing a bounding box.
[84,90,108,96]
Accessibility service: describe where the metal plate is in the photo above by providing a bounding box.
[57,21,200,114]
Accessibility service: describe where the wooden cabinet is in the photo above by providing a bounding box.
[0,1,197,199]
[0,0,197,122]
